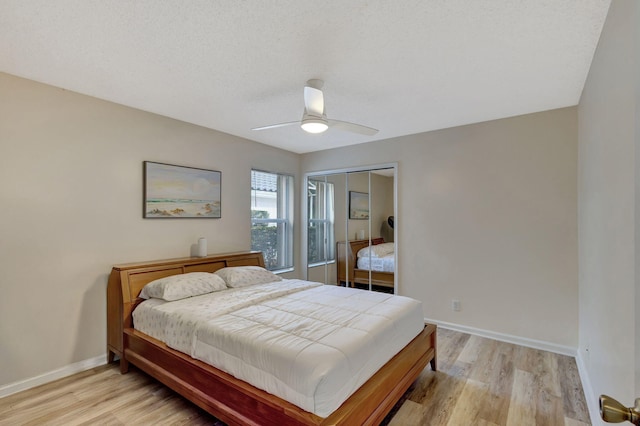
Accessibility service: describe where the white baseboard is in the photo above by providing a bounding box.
[0,355,106,399]
[575,351,601,425]
[425,318,577,357]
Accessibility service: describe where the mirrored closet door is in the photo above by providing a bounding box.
[305,165,396,294]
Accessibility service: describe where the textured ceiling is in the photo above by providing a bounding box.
[0,1,610,154]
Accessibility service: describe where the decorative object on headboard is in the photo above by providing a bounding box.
[197,237,207,257]
[143,161,221,219]
[388,216,394,228]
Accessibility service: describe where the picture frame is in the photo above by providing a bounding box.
[143,161,221,218]
[349,191,369,219]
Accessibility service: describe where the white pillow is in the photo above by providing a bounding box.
[357,242,395,258]
[139,272,227,301]
[214,266,282,288]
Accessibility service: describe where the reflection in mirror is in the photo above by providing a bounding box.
[307,173,343,285]
[368,169,395,293]
[306,167,395,294]
[346,171,370,289]
[307,175,329,284]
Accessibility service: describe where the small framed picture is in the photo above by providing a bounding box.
[349,191,369,219]
[143,161,221,218]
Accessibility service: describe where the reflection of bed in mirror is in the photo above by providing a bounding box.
[336,237,395,290]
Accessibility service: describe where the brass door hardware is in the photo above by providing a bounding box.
[600,395,640,425]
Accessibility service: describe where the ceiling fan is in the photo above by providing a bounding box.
[252,79,378,136]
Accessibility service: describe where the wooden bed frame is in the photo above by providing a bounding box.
[336,238,395,289]
[107,251,436,426]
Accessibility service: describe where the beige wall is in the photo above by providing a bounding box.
[0,72,300,387]
[637,1,640,396]
[577,0,639,410]
[303,107,578,347]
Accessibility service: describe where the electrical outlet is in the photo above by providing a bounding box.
[452,299,461,312]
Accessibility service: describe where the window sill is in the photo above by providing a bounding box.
[308,260,336,268]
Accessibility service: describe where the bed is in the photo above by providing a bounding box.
[107,251,436,426]
[336,238,395,290]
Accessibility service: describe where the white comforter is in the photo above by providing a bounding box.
[133,279,423,417]
[357,253,395,272]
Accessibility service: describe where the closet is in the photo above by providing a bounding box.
[304,165,396,293]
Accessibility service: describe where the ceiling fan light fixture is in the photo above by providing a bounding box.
[301,117,328,134]
[253,79,378,136]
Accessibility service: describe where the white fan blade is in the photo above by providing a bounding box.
[304,86,324,117]
[328,119,378,136]
[252,121,299,131]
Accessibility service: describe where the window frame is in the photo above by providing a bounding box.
[250,169,294,273]
[307,178,335,267]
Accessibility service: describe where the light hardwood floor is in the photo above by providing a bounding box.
[0,328,591,425]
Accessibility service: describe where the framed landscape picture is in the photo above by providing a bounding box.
[349,191,369,219]
[143,161,221,218]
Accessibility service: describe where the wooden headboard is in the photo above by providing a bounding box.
[106,251,265,363]
[336,238,384,283]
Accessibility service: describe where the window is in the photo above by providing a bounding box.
[307,179,335,266]
[251,170,294,271]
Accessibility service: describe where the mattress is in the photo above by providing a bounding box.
[133,279,423,417]
[357,253,395,272]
